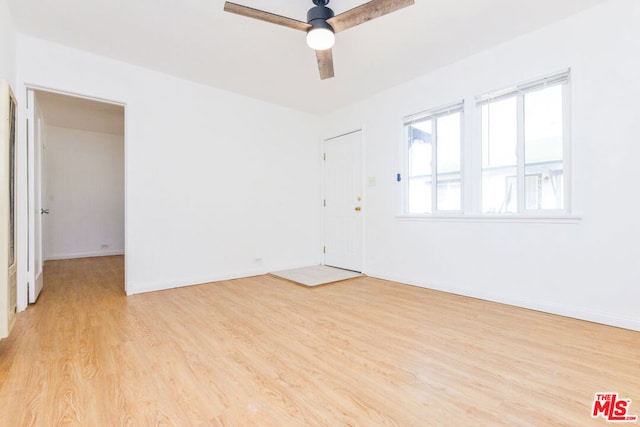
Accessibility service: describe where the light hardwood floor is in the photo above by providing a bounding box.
[0,256,638,426]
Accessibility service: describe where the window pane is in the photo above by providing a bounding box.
[436,112,461,211]
[524,85,564,210]
[482,98,517,213]
[409,177,431,213]
[437,182,460,211]
[407,120,432,213]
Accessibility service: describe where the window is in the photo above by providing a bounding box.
[404,103,463,214]
[399,71,572,219]
[478,71,569,213]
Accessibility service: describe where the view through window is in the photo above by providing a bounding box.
[405,104,462,214]
[402,71,569,216]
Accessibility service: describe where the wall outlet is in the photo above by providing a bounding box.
[101,244,109,249]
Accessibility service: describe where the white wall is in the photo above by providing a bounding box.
[16,35,322,300]
[323,0,640,331]
[44,126,124,260]
[0,0,16,87]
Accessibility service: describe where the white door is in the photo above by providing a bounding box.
[27,89,44,303]
[33,113,44,300]
[323,131,363,272]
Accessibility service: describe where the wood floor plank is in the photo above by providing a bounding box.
[0,256,638,425]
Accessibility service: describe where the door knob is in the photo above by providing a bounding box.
[355,207,361,211]
[41,209,49,214]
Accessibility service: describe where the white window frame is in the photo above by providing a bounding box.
[402,101,464,215]
[475,70,572,215]
[397,70,580,224]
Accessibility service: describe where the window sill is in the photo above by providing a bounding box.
[396,213,583,224]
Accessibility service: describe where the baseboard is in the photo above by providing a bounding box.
[125,259,324,296]
[126,267,268,296]
[45,250,124,261]
[364,269,640,332]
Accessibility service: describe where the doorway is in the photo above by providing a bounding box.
[323,130,363,272]
[26,88,125,302]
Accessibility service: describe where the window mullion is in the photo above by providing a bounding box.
[432,118,438,212]
[517,95,525,213]
[403,126,410,214]
[562,82,571,213]
[470,100,482,213]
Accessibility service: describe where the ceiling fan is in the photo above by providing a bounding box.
[223,0,415,80]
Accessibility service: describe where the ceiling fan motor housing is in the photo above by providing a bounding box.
[307,4,335,30]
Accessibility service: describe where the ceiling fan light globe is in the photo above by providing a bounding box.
[306,28,335,50]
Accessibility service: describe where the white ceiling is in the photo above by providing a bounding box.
[35,90,125,135]
[9,0,606,115]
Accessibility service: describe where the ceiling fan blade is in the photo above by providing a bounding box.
[316,49,335,80]
[327,0,415,33]
[224,2,311,32]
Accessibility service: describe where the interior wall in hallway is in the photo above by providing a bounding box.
[44,125,124,260]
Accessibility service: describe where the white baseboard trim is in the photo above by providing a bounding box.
[126,267,268,296]
[46,250,125,261]
[125,259,322,296]
[364,269,640,332]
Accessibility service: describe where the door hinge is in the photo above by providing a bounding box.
[323,199,326,207]
[323,152,326,161]
[323,246,326,254]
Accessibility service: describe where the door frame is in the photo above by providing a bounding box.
[19,84,128,310]
[322,128,366,272]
